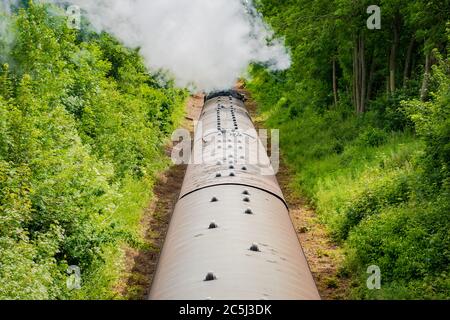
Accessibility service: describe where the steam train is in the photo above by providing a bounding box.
[149,90,320,300]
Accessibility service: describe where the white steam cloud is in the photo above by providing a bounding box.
[0,1,15,62]
[49,0,291,92]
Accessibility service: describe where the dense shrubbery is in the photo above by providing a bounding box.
[248,0,449,299]
[0,3,186,299]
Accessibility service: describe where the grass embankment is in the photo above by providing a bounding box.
[246,76,449,299]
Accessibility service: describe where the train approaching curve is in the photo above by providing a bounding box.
[149,90,320,300]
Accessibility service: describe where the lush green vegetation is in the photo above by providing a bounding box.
[1,0,448,301]
[0,3,186,299]
[248,0,449,299]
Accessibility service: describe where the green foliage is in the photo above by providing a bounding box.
[402,51,450,187]
[368,88,416,132]
[0,3,186,299]
[249,0,449,299]
[346,196,449,299]
[356,127,388,147]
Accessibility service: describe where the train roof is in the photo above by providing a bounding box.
[205,90,246,102]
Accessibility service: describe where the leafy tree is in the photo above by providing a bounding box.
[0,2,186,299]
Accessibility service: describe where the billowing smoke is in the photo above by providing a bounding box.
[48,0,291,92]
[0,1,15,62]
